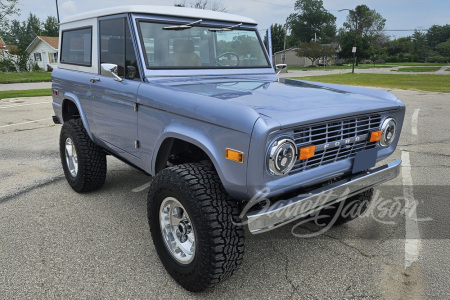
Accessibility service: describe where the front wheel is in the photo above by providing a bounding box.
[147,163,245,292]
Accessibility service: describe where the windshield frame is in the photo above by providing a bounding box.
[135,18,271,71]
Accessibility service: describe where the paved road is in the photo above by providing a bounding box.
[0,89,449,299]
[0,82,52,91]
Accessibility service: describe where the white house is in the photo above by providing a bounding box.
[26,36,59,71]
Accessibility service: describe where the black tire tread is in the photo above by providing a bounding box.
[60,119,107,192]
[147,163,244,292]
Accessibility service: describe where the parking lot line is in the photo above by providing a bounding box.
[402,150,421,269]
[132,182,151,193]
[411,109,420,136]
[0,118,50,128]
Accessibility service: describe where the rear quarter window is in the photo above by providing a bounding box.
[60,27,92,66]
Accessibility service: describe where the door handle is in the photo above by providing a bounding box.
[90,78,100,83]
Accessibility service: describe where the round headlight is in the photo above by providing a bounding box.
[380,118,397,147]
[268,138,297,175]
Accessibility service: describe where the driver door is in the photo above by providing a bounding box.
[89,16,142,159]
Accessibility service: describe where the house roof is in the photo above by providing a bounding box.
[26,36,59,52]
[61,5,257,25]
[39,36,59,49]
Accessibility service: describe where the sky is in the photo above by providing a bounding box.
[11,0,450,39]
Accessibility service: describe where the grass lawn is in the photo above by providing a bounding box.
[446,68,450,72]
[288,64,392,71]
[395,66,442,72]
[0,71,52,84]
[0,89,52,99]
[290,73,450,93]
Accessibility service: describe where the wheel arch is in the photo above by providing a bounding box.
[151,131,246,199]
[61,93,94,140]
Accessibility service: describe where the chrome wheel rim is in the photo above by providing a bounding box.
[65,138,78,177]
[159,197,195,264]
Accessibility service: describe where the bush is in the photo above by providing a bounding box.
[32,63,41,71]
[0,58,16,72]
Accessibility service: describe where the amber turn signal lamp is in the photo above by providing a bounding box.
[225,148,244,163]
[369,130,382,142]
[298,145,315,160]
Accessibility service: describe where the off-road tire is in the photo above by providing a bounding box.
[313,188,374,227]
[60,119,107,193]
[147,163,245,292]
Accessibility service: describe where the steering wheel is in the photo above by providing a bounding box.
[214,52,240,67]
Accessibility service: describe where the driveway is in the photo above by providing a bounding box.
[0,82,52,91]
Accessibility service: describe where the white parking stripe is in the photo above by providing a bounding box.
[0,118,50,128]
[411,109,420,136]
[0,102,51,109]
[402,151,421,269]
[132,182,151,193]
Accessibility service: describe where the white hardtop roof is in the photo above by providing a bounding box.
[61,5,257,25]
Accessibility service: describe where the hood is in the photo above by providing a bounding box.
[156,77,403,128]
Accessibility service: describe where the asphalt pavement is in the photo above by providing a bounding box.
[0,85,449,299]
[0,82,52,91]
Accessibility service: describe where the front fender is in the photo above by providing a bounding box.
[150,123,252,200]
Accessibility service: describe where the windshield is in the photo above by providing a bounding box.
[137,21,270,69]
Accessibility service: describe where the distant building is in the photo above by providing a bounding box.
[273,45,342,67]
[26,36,59,71]
[0,37,17,61]
[273,48,313,67]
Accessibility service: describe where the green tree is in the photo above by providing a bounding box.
[295,41,336,65]
[338,5,386,62]
[264,23,286,53]
[412,30,430,62]
[387,37,412,56]
[288,0,336,45]
[0,0,20,25]
[26,13,42,36]
[343,5,385,38]
[435,39,450,58]
[42,16,59,36]
[426,24,450,49]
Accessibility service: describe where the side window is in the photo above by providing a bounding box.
[99,18,140,80]
[60,27,92,66]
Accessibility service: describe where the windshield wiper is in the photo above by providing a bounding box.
[209,23,242,32]
[163,19,202,31]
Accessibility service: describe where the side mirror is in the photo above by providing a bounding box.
[276,64,287,75]
[101,63,123,82]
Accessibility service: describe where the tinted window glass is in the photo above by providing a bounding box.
[60,27,92,66]
[100,18,140,80]
[138,21,270,69]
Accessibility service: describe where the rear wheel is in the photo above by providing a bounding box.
[60,119,107,192]
[147,163,244,292]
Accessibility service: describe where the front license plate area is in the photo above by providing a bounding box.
[352,148,378,174]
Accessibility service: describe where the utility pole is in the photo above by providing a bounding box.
[56,0,60,23]
[282,19,288,64]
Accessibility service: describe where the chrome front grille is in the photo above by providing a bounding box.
[290,114,382,174]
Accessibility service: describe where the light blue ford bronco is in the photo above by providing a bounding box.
[52,5,405,292]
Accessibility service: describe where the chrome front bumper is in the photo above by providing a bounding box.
[246,160,402,234]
